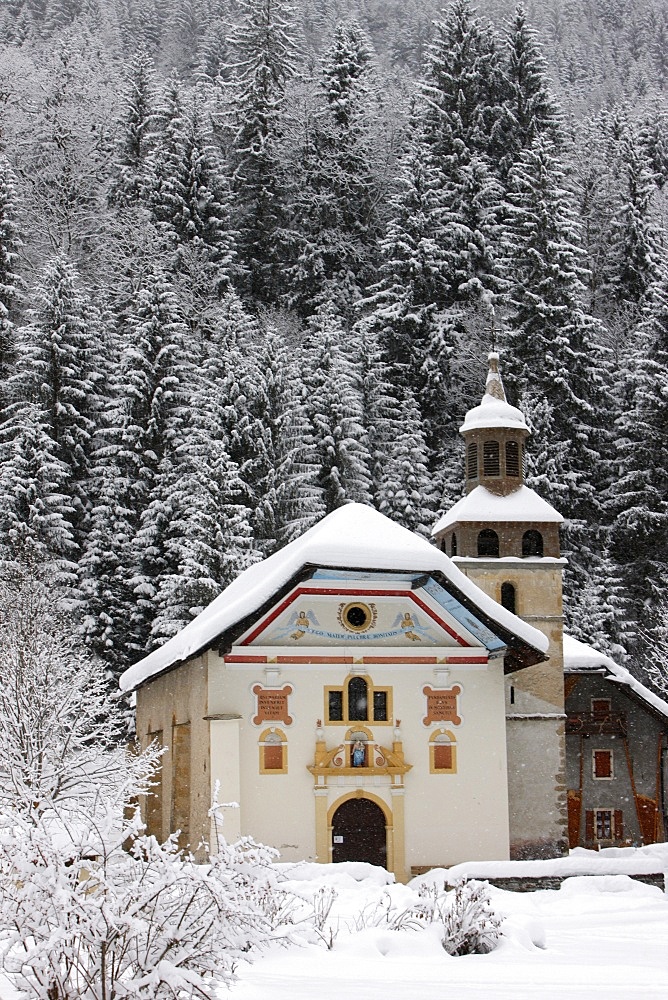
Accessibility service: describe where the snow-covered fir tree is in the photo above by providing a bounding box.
[251,321,325,554]
[109,45,158,207]
[303,304,372,512]
[81,263,190,671]
[497,4,562,180]
[377,388,435,537]
[9,255,102,550]
[283,20,382,317]
[0,157,22,407]
[0,403,77,584]
[608,262,668,634]
[227,0,298,303]
[150,77,238,296]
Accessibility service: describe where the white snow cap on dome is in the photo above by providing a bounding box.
[460,352,529,434]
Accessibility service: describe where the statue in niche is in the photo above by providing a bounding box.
[352,740,366,767]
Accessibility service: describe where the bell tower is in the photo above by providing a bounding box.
[432,353,568,859]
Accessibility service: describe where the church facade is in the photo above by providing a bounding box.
[120,355,665,877]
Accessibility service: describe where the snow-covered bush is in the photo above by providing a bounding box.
[0,811,287,1000]
[0,571,296,999]
[351,879,502,955]
[438,880,502,956]
[0,568,159,822]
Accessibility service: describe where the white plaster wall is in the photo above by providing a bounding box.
[207,650,510,868]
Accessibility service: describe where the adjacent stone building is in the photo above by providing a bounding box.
[564,634,668,849]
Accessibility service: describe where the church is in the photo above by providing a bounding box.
[120,354,667,878]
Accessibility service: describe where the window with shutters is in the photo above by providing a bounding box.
[596,809,613,839]
[505,440,520,477]
[483,440,500,476]
[259,728,288,774]
[593,749,613,779]
[467,442,478,479]
[429,729,457,774]
[586,809,623,843]
[325,675,392,725]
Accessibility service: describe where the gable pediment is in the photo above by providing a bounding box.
[232,569,506,657]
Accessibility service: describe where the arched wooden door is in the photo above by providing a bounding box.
[331,797,387,867]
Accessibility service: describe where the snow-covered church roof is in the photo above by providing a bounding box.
[120,503,549,692]
[432,484,563,535]
[564,633,668,720]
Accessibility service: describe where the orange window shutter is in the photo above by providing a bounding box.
[585,810,594,841]
[434,745,453,770]
[264,745,283,770]
[594,750,612,777]
[614,810,624,841]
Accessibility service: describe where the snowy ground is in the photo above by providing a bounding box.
[230,854,668,1000]
[1,851,667,1000]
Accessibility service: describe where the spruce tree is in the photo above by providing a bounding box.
[377,388,435,538]
[499,138,611,596]
[228,0,298,303]
[303,305,372,512]
[81,264,189,670]
[283,21,381,317]
[252,323,325,554]
[421,0,505,159]
[0,157,22,408]
[150,79,238,297]
[11,256,101,550]
[109,46,158,208]
[149,436,257,642]
[606,131,662,311]
[608,263,668,629]
[498,4,562,179]
[0,402,77,583]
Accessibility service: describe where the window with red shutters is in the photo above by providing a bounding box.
[596,810,613,840]
[593,749,613,778]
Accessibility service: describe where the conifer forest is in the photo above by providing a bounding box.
[0,0,667,701]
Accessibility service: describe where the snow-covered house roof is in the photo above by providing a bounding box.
[120,503,549,692]
[563,633,668,720]
[432,484,563,535]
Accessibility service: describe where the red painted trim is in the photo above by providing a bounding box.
[276,655,354,664]
[224,652,488,666]
[360,655,488,665]
[363,656,438,664]
[444,656,488,664]
[241,585,470,647]
[224,654,267,663]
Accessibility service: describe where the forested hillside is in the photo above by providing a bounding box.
[0,0,666,696]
